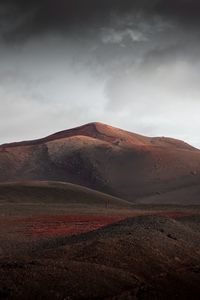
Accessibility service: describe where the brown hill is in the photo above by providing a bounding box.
[137,182,200,205]
[0,181,131,208]
[1,122,200,202]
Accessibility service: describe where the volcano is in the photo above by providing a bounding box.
[0,122,200,203]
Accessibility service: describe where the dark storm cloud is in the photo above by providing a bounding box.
[156,0,200,23]
[1,0,200,42]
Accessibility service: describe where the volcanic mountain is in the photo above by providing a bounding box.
[1,122,200,202]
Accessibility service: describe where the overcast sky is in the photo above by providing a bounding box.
[0,0,200,147]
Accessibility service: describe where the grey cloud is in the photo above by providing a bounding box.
[0,1,200,148]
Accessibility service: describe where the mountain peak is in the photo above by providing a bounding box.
[0,122,197,151]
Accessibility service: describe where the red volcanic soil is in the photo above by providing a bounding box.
[12,215,126,238]
[9,211,198,239]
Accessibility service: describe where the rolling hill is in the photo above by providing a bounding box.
[0,181,131,208]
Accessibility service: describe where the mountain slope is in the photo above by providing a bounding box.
[0,122,200,202]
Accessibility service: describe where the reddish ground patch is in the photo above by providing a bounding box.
[9,211,199,239]
[13,215,125,237]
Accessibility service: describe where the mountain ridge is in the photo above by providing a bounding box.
[0,122,197,151]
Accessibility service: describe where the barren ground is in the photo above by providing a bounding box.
[1,199,200,299]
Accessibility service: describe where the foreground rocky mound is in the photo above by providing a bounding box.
[1,215,200,299]
[1,122,200,202]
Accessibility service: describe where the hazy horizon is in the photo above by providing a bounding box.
[1,0,200,147]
